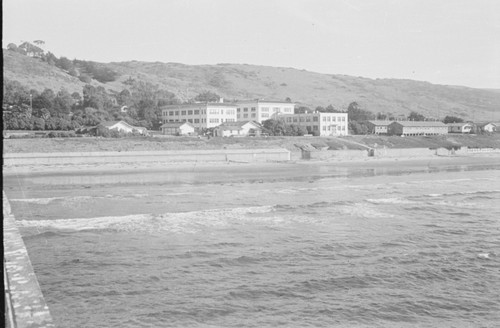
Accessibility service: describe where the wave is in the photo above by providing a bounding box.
[422,190,500,199]
[15,199,394,235]
[10,194,149,205]
[365,198,415,205]
[16,205,277,233]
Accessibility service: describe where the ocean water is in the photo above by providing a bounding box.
[5,162,500,328]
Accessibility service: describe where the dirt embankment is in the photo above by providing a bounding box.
[3,134,500,154]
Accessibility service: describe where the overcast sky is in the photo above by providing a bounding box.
[3,0,500,89]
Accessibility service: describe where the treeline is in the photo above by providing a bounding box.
[7,41,118,83]
[2,79,181,131]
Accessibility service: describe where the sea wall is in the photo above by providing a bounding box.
[3,192,55,328]
[3,148,291,166]
[303,147,499,160]
[374,147,437,158]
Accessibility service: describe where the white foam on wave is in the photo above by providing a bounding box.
[11,197,64,205]
[10,194,150,205]
[16,205,278,234]
[365,198,415,205]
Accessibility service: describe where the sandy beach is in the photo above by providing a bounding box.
[4,152,500,178]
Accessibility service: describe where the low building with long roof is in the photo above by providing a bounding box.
[387,121,448,136]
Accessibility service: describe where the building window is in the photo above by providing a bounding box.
[181,111,187,115]
[209,118,219,123]
[261,107,269,112]
[293,118,298,122]
[261,113,269,118]
[306,117,311,122]
[251,113,256,118]
[313,117,319,122]
[251,107,256,111]
[169,111,174,116]
[209,109,219,114]
[300,117,305,122]
[244,108,248,112]
[237,108,241,112]
[175,111,179,115]
[194,119,200,123]
[313,126,318,130]
[243,114,248,118]
[188,119,193,123]
[237,114,241,119]
[188,110,193,115]
[332,117,336,122]
[284,107,292,113]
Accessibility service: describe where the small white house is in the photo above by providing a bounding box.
[101,120,147,135]
[476,122,497,133]
[215,121,261,137]
[160,122,195,135]
[447,122,473,133]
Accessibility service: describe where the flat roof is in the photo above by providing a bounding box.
[390,121,446,127]
[161,102,237,109]
[367,120,392,125]
[237,100,295,105]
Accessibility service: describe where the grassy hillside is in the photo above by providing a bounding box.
[2,51,110,94]
[4,50,500,121]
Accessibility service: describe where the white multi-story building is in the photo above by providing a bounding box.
[161,102,237,130]
[236,100,295,123]
[277,112,349,136]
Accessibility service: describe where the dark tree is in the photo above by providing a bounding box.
[443,116,464,124]
[347,102,375,121]
[408,111,426,121]
[349,121,369,134]
[295,106,311,114]
[194,91,221,102]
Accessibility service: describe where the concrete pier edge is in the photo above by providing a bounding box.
[3,191,55,328]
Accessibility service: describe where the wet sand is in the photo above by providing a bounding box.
[4,153,500,186]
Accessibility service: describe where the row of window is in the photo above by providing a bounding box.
[322,126,346,131]
[322,116,346,122]
[284,116,319,123]
[236,107,293,113]
[163,118,236,124]
[164,109,236,116]
[237,107,256,112]
[164,110,204,116]
[209,109,236,115]
[237,113,257,119]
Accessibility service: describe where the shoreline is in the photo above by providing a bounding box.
[3,152,500,176]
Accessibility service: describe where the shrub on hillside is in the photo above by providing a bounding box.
[79,74,92,83]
